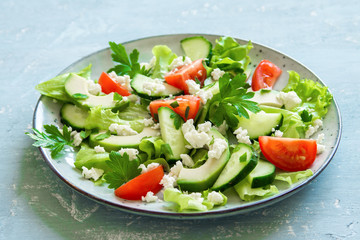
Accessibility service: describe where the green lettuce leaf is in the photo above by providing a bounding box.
[117,102,150,120]
[74,144,111,172]
[84,106,144,132]
[210,37,252,75]
[282,71,333,123]
[275,169,313,185]
[234,178,278,201]
[163,188,208,212]
[138,137,173,161]
[35,64,92,102]
[151,45,177,78]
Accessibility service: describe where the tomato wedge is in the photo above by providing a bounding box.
[114,165,164,200]
[149,95,201,121]
[258,136,317,172]
[251,60,282,91]
[165,58,206,94]
[98,72,131,96]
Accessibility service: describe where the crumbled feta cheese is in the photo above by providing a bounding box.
[211,68,225,81]
[169,56,192,70]
[127,94,141,104]
[196,89,213,104]
[138,162,160,174]
[141,191,159,203]
[180,154,195,167]
[186,80,201,95]
[143,118,154,127]
[207,191,224,205]
[215,120,229,136]
[274,130,283,137]
[151,123,160,130]
[305,119,323,138]
[276,91,302,110]
[143,79,166,96]
[233,127,251,145]
[208,138,228,159]
[81,166,104,181]
[160,174,176,189]
[140,57,156,71]
[118,148,139,161]
[169,161,183,178]
[94,145,105,153]
[182,119,211,149]
[86,80,102,95]
[109,123,137,136]
[316,133,325,143]
[187,192,204,203]
[71,131,83,147]
[197,121,212,133]
[108,72,132,92]
[315,133,326,154]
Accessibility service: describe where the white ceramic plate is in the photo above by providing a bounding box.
[33,34,341,219]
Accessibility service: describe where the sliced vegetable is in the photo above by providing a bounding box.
[251,60,282,91]
[258,136,317,172]
[180,36,212,61]
[114,165,164,200]
[149,95,201,121]
[165,58,207,94]
[234,178,279,201]
[98,72,131,96]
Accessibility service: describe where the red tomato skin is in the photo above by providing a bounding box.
[258,136,317,172]
[149,95,201,121]
[165,59,206,94]
[98,72,131,96]
[114,165,164,200]
[252,60,282,91]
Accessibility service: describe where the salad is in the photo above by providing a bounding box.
[27,36,333,212]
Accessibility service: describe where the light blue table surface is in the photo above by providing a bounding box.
[1,0,359,239]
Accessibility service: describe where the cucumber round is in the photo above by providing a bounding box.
[247,159,276,188]
[60,103,88,130]
[212,143,258,191]
[180,36,212,61]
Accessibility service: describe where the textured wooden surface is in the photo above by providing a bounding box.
[1,0,359,239]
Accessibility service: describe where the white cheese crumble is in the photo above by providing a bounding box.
[197,121,212,133]
[316,133,326,154]
[274,130,283,137]
[160,174,177,189]
[141,191,159,203]
[169,56,192,70]
[143,118,155,127]
[185,192,204,203]
[81,166,104,181]
[211,68,225,81]
[208,138,228,159]
[180,154,195,167]
[108,72,132,92]
[118,148,139,161]
[305,119,323,138]
[86,80,102,95]
[207,191,224,205]
[109,123,137,136]
[185,80,213,104]
[182,119,211,149]
[143,79,166,96]
[196,89,213,104]
[233,127,251,145]
[151,123,160,130]
[276,91,302,110]
[138,162,160,174]
[169,161,183,178]
[94,145,106,153]
[70,130,83,147]
[140,56,156,71]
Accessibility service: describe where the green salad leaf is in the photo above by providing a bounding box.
[104,151,141,189]
[139,137,173,162]
[74,144,111,172]
[151,45,177,78]
[275,169,313,185]
[35,64,92,102]
[234,179,279,201]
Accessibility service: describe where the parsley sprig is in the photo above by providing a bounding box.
[104,151,141,189]
[209,73,260,128]
[107,42,151,78]
[26,124,73,158]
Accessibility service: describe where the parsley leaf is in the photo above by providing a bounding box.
[104,151,141,189]
[300,110,313,122]
[94,131,112,141]
[170,112,183,130]
[72,93,89,100]
[107,41,151,78]
[25,124,73,158]
[209,73,260,128]
[239,152,247,163]
[170,101,179,108]
[113,92,123,101]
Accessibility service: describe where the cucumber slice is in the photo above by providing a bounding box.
[89,127,160,151]
[247,159,276,188]
[131,74,183,100]
[251,90,283,108]
[177,129,230,192]
[180,36,212,61]
[64,74,118,109]
[236,111,283,139]
[212,143,258,191]
[158,107,188,160]
[60,103,89,130]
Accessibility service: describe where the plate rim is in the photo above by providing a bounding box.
[32,33,342,219]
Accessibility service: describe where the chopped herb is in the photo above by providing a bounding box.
[104,151,141,189]
[209,135,215,145]
[170,112,182,130]
[184,106,190,120]
[170,101,180,108]
[72,93,89,100]
[195,77,201,85]
[80,129,92,139]
[260,89,271,94]
[300,110,313,122]
[113,92,123,101]
[239,152,247,163]
[94,131,112,141]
